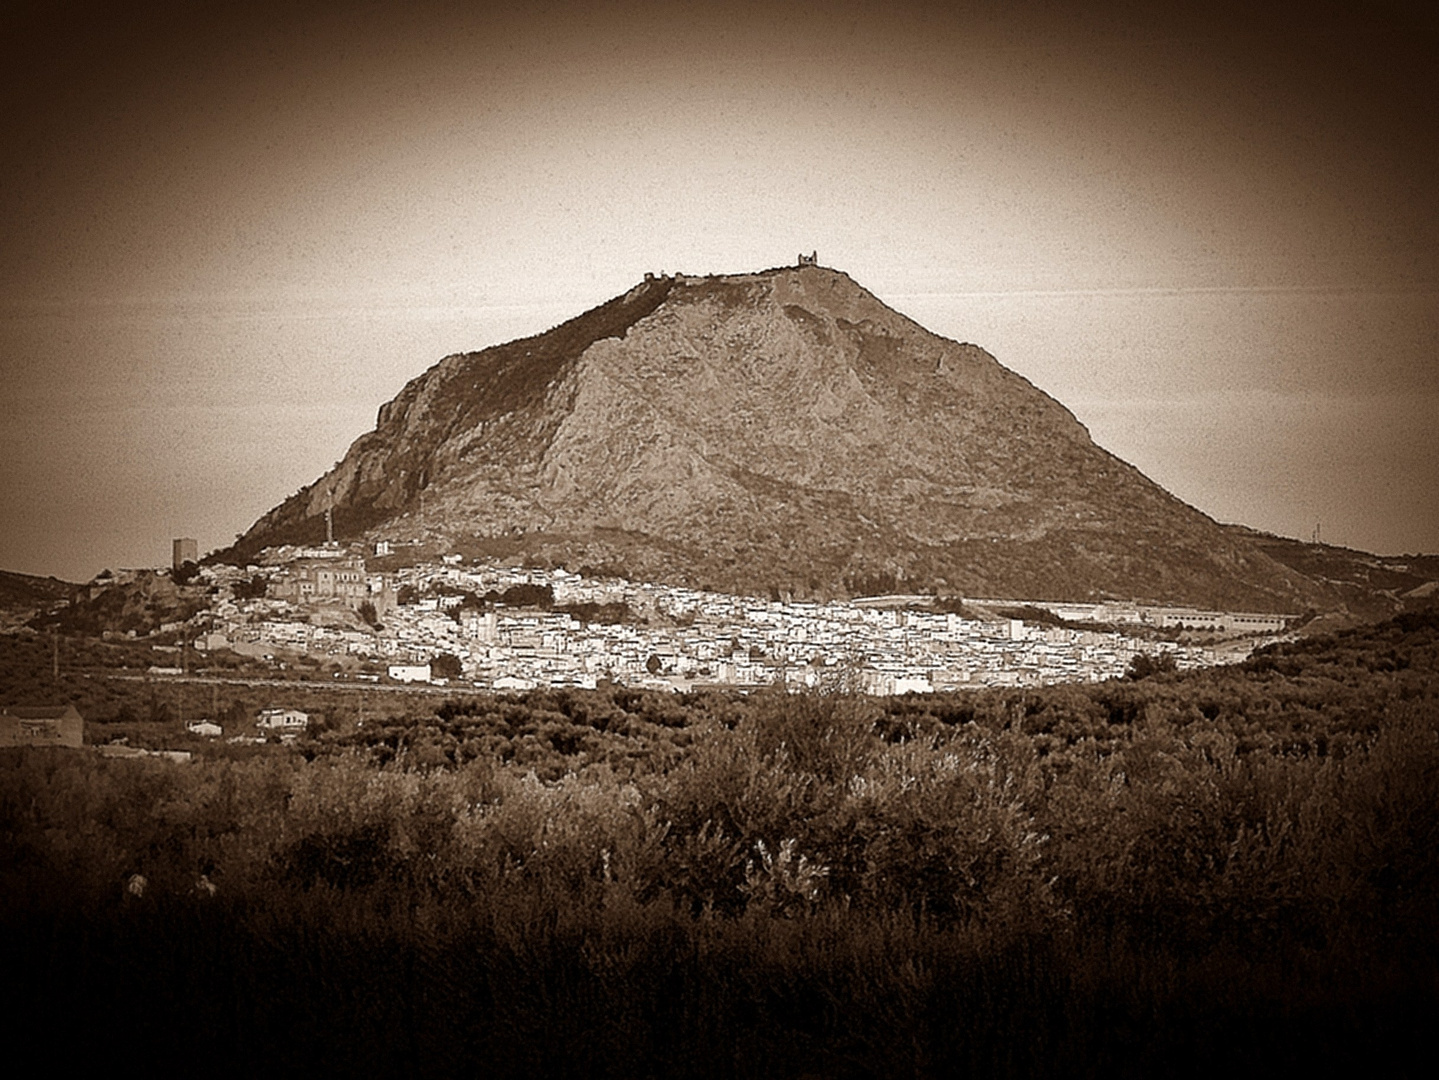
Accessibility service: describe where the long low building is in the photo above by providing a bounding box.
[0,705,84,748]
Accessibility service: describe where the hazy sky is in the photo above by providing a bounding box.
[3,0,1436,581]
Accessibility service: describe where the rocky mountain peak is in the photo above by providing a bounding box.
[227,265,1325,611]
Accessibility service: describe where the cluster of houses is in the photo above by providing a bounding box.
[1,543,1301,756]
[416,600,1176,692]
[88,538,1297,701]
[171,552,1289,694]
[377,563,1288,691]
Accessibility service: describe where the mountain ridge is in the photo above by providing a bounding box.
[227,264,1332,612]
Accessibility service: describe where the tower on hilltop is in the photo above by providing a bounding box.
[797,251,818,267]
[172,537,198,571]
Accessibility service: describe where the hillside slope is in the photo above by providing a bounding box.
[0,569,74,629]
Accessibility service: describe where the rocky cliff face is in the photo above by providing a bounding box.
[232,265,1325,611]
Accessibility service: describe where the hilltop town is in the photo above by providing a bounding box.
[73,538,1292,699]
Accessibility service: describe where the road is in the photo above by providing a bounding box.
[91,671,471,697]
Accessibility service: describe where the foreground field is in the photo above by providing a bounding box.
[3,612,1437,1075]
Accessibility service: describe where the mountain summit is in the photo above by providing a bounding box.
[231,263,1320,611]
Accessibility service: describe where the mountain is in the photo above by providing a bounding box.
[227,263,1330,612]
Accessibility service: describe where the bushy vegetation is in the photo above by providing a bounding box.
[3,613,1438,1074]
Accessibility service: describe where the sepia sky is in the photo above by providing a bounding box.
[2,0,1436,582]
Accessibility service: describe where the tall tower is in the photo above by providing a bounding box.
[172,538,198,571]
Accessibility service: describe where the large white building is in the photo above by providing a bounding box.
[388,663,432,683]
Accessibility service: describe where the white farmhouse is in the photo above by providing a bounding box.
[256,707,309,733]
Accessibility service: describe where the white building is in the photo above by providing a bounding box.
[256,708,308,732]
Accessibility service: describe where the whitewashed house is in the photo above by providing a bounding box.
[256,707,309,733]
